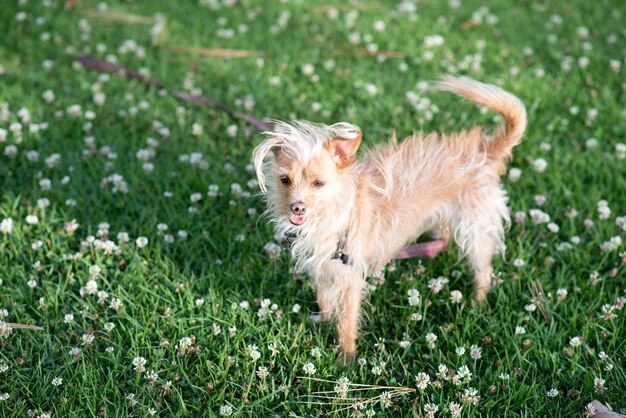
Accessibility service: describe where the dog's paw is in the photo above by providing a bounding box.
[337,350,356,367]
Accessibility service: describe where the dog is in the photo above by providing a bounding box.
[253,76,526,361]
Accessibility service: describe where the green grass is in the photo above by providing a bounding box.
[1,0,625,416]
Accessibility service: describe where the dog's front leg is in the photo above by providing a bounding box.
[337,271,364,363]
[328,262,365,363]
[313,261,365,363]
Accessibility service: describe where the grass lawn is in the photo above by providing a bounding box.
[1,0,625,416]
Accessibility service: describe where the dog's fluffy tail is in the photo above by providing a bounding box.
[433,76,527,165]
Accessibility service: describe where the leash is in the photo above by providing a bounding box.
[392,239,449,259]
[283,232,448,263]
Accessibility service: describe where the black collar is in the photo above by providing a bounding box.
[282,231,350,265]
[330,234,349,264]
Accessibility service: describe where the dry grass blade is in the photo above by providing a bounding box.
[4,322,45,331]
[311,386,415,395]
[330,47,406,58]
[64,0,80,10]
[529,280,552,324]
[300,376,415,390]
[74,55,273,132]
[166,46,266,58]
[83,9,154,24]
[460,19,482,29]
[297,376,415,412]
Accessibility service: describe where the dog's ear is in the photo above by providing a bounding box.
[253,137,284,194]
[271,147,282,158]
[325,130,362,169]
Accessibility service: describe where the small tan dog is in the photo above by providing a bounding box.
[253,76,526,361]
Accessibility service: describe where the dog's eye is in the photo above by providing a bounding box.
[312,179,326,188]
[280,176,291,186]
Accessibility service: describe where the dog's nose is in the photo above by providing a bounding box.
[290,201,307,215]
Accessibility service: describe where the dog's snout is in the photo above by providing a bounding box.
[290,201,307,215]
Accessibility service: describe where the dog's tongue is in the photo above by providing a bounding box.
[289,215,306,225]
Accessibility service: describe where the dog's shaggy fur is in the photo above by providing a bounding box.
[253,76,527,360]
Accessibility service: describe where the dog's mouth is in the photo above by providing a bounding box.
[289,215,306,226]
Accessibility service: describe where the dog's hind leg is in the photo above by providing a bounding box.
[455,198,507,306]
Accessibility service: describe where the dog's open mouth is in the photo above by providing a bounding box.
[289,215,306,226]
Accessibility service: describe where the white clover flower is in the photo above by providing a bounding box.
[424,34,444,48]
[44,153,61,168]
[4,145,18,158]
[302,362,316,375]
[145,369,159,384]
[460,387,480,405]
[399,338,411,349]
[407,288,421,306]
[263,242,282,260]
[81,333,95,346]
[470,345,482,359]
[529,209,550,224]
[135,237,148,248]
[430,365,446,382]
[248,344,261,361]
[256,366,269,379]
[425,332,437,349]
[508,167,522,182]
[415,372,430,390]
[0,218,14,234]
[93,92,106,106]
[372,20,386,32]
[364,83,378,96]
[449,402,462,417]
[226,124,238,137]
[301,63,315,76]
[531,158,548,173]
[593,377,606,394]
[525,302,537,312]
[52,377,62,386]
[569,336,582,347]
[132,356,147,372]
[109,298,122,311]
[84,280,98,295]
[428,276,449,293]
[25,215,39,225]
[450,290,463,304]
[219,405,233,416]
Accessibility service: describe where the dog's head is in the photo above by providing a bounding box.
[253,121,362,227]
